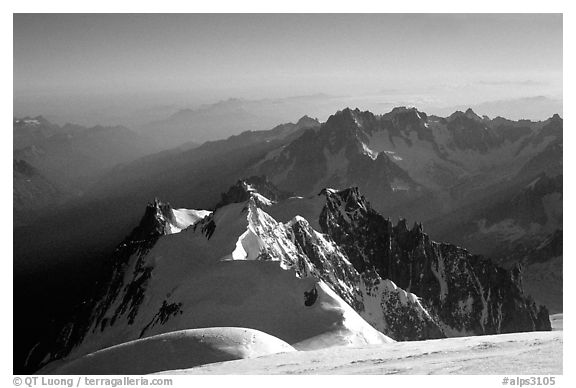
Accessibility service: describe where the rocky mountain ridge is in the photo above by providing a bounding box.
[319,187,550,335]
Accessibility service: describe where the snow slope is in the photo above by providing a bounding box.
[169,209,212,233]
[162,330,562,375]
[43,327,294,375]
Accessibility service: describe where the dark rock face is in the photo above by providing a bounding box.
[134,199,178,239]
[445,114,501,153]
[139,301,183,338]
[304,286,318,307]
[318,187,551,335]
[381,106,434,144]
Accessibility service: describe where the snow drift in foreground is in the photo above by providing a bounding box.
[160,330,562,375]
[44,327,295,375]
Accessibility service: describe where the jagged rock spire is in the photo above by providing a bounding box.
[132,199,175,240]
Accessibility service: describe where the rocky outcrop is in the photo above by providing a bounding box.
[319,187,551,335]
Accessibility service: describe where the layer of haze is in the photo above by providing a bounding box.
[14,14,563,126]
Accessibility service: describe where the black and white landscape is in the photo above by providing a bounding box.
[13,13,562,375]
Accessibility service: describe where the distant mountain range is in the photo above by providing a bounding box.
[139,98,325,149]
[15,93,561,137]
[13,116,159,220]
[433,96,562,122]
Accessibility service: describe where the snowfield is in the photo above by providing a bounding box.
[43,327,295,375]
[44,316,563,375]
[160,329,562,375]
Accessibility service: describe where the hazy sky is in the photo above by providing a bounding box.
[13,14,563,123]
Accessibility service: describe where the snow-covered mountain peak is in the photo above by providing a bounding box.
[134,199,211,238]
[215,176,293,210]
